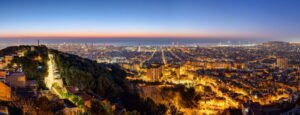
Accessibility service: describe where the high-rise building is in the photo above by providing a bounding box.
[146,65,162,81]
[137,44,141,52]
[277,58,288,69]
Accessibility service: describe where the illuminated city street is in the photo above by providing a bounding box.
[1,0,300,114]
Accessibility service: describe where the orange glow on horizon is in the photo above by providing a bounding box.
[0,31,207,38]
[0,31,271,39]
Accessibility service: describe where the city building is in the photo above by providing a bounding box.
[96,57,111,63]
[234,63,245,69]
[111,57,128,63]
[0,106,9,115]
[4,55,13,63]
[0,56,14,69]
[206,61,232,69]
[0,70,6,82]
[26,80,38,95]
[6,72,26,88]
[0,81,11,101]
[146,64,162,81]
[277,58,288,69]
[175,66,180,79]
[0,62,4,70]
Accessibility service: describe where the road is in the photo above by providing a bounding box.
[161,48,167,65]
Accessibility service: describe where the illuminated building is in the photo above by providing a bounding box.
[96,57,111,63]
[0,106,9,115]
[262,41,290,48]
[146,64,162,81]
[121,63,131,70]
[234,63,245,69]
[6,72,26,88]
[111,57,128,63]
[1,56,14,68]
[205,61,232,69]
[121,63,140,71]
[137,45,141,52]
[30,46,35,51]
[175,66,180,79]
[276,58,288,69]
[0,81,11,101]
[4,56,13,63]
[0,62,4,70]
[212,62,232,69]
[0,71,6,82]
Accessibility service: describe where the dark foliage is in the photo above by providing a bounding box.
[0,46,166,114]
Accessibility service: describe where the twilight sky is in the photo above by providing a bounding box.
[0,0,300,41]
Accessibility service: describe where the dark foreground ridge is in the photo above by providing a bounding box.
[0,45,166,115]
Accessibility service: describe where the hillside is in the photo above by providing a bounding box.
[0,45,166,115]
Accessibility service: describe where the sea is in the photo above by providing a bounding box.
[0,38,267,46]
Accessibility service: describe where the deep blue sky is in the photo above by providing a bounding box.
[0,0,300,41]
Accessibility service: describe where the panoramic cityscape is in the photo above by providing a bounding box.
[1,0,300,115]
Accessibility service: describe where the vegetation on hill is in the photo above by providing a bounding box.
[49,49,124,98]
[0,45,167,115]
[48,49,166,114]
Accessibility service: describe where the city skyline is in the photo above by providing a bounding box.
[2,1,300,115]
[1,0,300,41]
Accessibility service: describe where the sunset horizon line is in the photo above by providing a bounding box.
[0,32,275,40]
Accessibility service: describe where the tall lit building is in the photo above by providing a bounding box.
[277,58,288,69]
[137,45,141,52]
[146,65,162,81]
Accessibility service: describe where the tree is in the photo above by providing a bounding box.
[90,100,112,115]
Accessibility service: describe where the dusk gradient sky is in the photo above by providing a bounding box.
[1,0,300,41]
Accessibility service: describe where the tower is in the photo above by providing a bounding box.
[277,58,288,69]
[138,43,141,52]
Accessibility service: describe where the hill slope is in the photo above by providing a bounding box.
[0,45,166,115]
